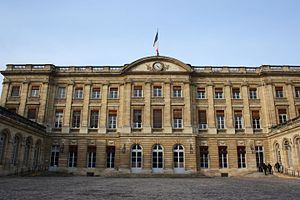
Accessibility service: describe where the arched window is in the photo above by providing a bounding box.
[284,141,292,168]
[12,136,20,166]
[274,143,281,164]
[0,133,6,164]
[173,144,184,173]
[297,139,300,165]
[152,144,163,173]
[23,138,32,166]
[131,144,142,172]
[33,141,41,169]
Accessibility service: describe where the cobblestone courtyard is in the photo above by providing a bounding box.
[0,176,299,200]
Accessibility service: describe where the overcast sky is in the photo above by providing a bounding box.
[1,0,300,92]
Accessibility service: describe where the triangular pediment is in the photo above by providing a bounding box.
[122,56,193,73]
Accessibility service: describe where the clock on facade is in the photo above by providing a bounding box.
[152,62,164,71]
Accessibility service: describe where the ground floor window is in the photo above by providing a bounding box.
[87,146,96,168]
[173,144,184,169]
[106,146,115,168]
[218,146,228,168]
[131,144,142,169]
[255,146,264,169]
[68,145,78,168]
[0,133,6,164]
[200,146,209,168]
[152,144,163,169]
[237,146,246,168]
[50,145,60,167]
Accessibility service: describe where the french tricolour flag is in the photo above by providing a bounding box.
[153,31,159,56]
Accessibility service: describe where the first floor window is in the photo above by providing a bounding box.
[153,109,162,128]
[173,86,182,97]
[200,146,209,168]
[131,144,142,169]
[173,109,183,128]
[216,111,225,129]
[133,109,142,128]
[106,146,115,168]
[237,146,246,168]
[31,86,40,97]
[57,87,65,98]
[249,88,257,99]
[87,146,96,168]
[55,110,63,128]
[198,110,207,129]
[72,110,81,128]
[27,108,37,120]
[74,87,83,99]
[278,109,288,124]
[232,88,240,99]
[108,111,117,129]
[252,110,261,129]
[153,86,162,97]
[275,86,284,98]
[133,86,143,97]
[197,88,206,99]
[295,87,300,98]
[68,145,77,168]
[109,87,118,99]
[90,110,99,128]
[218,146,228,168]
[234,111,243,129]
[50,145,60,167]
[215,88,224,99]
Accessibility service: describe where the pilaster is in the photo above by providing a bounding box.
[224,82,234,134]
[286,82,296,119]
[163,80,172,133]
[18,81,29,116]
[241,82,253,133]
[144,80,152,133]
[207,83,217,134]
[99,82,108,134]
[80,82,91,133]
[62,82,74,133]
[37,81,49,123]
[0,80,10,107]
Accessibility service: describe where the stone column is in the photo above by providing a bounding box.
[262,81,276,127]
[183,81,192,134]
[228,140,237,169]
[18,81,29,116]
[99,82,109,134]
[224,82,234,134]
[163,80,172,133]
[58,140,68,168]
[144,80,152,133]
[121,80,131,134]
[44,82,56,132]
[207,83,217,134]
[0,79,10,107]
[80,82,91,134]
[286,82,296,119]
[62,82,74,133]
[241,82,253,134]
[37,80,49,124]
[77,139,88,168]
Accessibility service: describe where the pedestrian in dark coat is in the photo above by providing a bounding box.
[262,163,268,175]
[274,162,280,172]
[267,163,273,175]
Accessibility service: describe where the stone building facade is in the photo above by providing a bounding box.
[0,56,300,176]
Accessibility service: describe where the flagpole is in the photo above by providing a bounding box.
[153,29,159,56]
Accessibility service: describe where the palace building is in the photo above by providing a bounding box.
[0,56,300,176]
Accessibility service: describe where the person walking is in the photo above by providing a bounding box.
[267,163,273,175]
[263,163,268,175]
[274,162,280,172]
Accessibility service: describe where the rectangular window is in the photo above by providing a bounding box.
[57,87,65,99]
[54,110,63,128]
[89,110,99,128]
[249,88,257,99]
[278,109,288,124]
[216,110,225,129]
[197,88,206,99]
[232,88,240,99]
[252,110,261,129]
[91,88,101,99]
[234,110,243,129]
[173,109,183,128]
[50,145,60,167]
[74,87,83,99]
[237,146,246,168]
[255,146,264,169]
[68,145,77,168]
[109,87,118,99]
[200,146,209,168]
[31,86,40,97]
[153,109,162,128]
[198,110,207,129]
[133,86,143,97]
[87,146,96,168]
[173,86,182,97]
[72,110,81,128]
[295,87,300,98]
[11,86,20,97]
[215,88,224,99]
[108,111,117,129]
[133,109,142,128]
[275,86,284,98]
[106,146,115,168]
[153,86,162,97]
[218,146,228,168]
[27,108,37,120]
